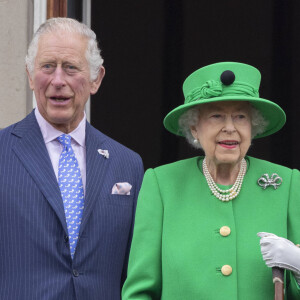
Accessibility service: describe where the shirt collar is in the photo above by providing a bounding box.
[35,108,86,147]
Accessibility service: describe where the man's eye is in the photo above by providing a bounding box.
[43,64,53,69]
[66,65,77,70]
[211,114,222,118]
[41,64,55,72]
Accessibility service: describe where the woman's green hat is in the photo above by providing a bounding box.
[163,62,286,139]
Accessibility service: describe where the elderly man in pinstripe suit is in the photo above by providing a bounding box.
[0,18,143,300]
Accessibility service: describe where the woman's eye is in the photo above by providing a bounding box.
[233,114,250,124]
[235,114,248,120]
[211,114,222,119]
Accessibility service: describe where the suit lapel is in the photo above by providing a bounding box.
[12,112,68,233]
[79,122,109,234]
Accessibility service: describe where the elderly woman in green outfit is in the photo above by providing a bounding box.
[122,62,300,299]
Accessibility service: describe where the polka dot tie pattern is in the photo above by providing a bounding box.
[57,134,84,259]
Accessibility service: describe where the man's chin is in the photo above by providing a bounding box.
[47,115,77,132]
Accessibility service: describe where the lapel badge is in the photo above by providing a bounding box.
[98,149,109,159]
[257,173,282,190]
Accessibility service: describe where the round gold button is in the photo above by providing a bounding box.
[220,226,231,237]
[221,265,232,276]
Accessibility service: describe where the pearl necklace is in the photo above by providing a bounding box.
[202,157,247,202]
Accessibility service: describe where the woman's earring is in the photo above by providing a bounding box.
[193,139,198,144]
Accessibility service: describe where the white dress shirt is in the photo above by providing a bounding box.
[35,108,87,193]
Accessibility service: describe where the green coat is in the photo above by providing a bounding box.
[122,156,300,299]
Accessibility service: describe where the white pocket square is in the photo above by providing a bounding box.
[111,182,132,195]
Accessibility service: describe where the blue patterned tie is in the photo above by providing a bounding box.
[57,134,84,259]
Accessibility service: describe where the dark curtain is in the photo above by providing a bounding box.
[91,0,300,170]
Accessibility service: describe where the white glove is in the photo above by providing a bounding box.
[257,232,300,285]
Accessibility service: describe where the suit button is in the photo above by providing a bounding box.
[64,235,69,243]
[220,226,231,237]
[73,269,79,277]
[221,265,232,276]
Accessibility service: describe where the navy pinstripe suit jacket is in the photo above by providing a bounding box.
[0,111,144,300]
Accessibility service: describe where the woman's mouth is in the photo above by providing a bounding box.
[218,140,239,149]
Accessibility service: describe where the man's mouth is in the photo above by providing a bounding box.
[50,96,70,102]
[49,96,70,102]
[50,97,70,102]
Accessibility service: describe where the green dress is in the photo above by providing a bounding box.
[122,156,300,299]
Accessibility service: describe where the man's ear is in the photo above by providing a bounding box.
[26,68,34,90]
[90,66,105,95]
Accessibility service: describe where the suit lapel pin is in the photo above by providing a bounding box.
[98,149,109,159]
[257,173,282,190]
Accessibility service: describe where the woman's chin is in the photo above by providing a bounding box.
[213,154,244,166]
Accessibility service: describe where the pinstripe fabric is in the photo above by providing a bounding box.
[0,111,144,300]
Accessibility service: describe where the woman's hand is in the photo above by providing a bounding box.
[257,232,300,285]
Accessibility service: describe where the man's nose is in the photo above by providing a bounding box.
[51,67,66,88]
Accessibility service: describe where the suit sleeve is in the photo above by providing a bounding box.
[122,168,163,300]
[286,169,300,299]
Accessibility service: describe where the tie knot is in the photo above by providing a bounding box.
[57,134,72,147]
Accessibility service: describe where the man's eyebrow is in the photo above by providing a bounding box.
[38,58,56,63]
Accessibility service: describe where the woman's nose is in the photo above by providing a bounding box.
[222,116,236,133]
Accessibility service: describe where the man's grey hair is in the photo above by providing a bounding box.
[178,103,269,149]
[25,17,103,81]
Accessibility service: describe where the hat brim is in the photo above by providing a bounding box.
[163,96,286,139]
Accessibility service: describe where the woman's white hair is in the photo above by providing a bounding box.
[178,103,269,149]
[25,17,103,81]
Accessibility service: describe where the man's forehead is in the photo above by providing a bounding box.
[36,31,88,61]
[38,31,88,48]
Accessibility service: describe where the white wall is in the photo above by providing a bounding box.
[0,0,34,128]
